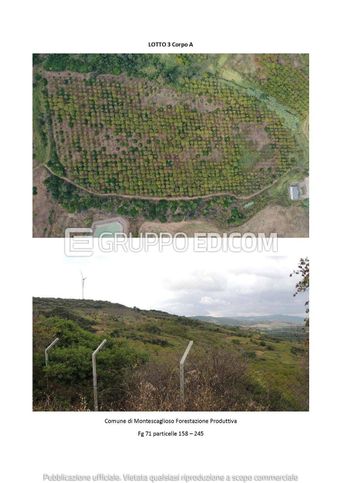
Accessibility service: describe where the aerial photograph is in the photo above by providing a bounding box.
[33,253,309,411]
[33,54,309,237]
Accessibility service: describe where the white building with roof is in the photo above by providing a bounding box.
[289,184,300,200]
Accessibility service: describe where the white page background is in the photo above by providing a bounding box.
[1,1,341,481]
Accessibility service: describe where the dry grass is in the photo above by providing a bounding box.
[124,350,268,411]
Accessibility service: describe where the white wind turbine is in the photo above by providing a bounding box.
[81,271,87,299]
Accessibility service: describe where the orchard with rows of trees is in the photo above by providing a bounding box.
[44,72,301,197]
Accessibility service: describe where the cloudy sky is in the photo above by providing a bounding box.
[32,243,308,318]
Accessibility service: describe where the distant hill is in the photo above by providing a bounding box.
[33,297,305,332]
[192,314,305,329]
[33,297,207,331]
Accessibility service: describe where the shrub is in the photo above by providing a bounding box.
[124,349,268,411]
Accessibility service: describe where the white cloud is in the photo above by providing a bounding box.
[32,241,308,318]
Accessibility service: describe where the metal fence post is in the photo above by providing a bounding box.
[44,337,59,366]
[180,340,193,404]
[92,339,107,411]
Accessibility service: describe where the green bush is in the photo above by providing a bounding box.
[33,317,149,409]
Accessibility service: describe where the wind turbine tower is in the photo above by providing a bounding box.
[81,271,87,299]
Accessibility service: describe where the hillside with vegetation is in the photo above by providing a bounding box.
[33,297,308,411]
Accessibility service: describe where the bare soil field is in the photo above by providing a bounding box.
[139,205,309,238]
[225,205,309,237]
[139,219,223,236]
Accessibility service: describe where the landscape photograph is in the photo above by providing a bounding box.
[33,253,309,411]
[33,53,309,237]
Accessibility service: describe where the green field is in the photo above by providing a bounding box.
[33,298,309,411]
